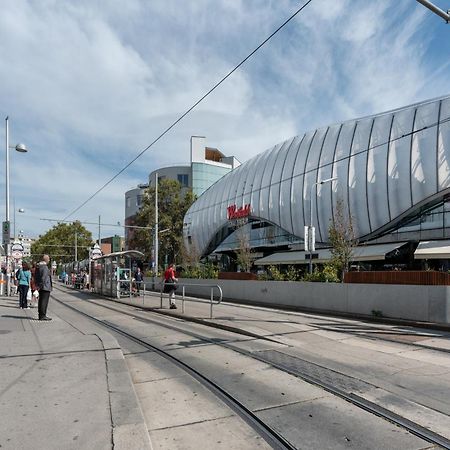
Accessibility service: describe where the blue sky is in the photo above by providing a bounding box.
[1,0,449,244]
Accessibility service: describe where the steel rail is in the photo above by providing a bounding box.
[51,292,296,450]
[53,288,450,449]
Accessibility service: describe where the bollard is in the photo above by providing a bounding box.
[182,286,185,314]
[210,287,213,319]
[143,284,145,307]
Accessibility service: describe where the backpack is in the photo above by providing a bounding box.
[16,269,21,280]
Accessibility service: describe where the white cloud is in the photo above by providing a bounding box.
[0,0,449,242]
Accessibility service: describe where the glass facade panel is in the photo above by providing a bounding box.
[268,139,292,225]
[317,124,341,242]
[279,135,304,234]
[177,174,189,187]
[411,102,439,205]
[192,162,231,197]
[438,98,450,190]
[303,128,328,237]
[260,144,282,218]
[388,108,415,220]
[332,121,356,224]
[348,118,373,236]
[367,114,392,231]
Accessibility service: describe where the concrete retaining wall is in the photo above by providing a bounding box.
[174,278,450,324]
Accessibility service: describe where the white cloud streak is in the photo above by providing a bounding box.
[0,0,448,243]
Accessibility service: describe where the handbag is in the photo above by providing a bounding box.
[27,289,32,301]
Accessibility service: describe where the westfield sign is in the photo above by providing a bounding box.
[227,204,251,220]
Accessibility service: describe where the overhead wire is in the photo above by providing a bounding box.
[62,0,314,221]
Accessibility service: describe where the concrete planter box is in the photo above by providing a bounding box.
[176,278,450,325]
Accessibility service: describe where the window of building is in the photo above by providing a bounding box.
[126,197,131,208]
[177,174,189,187]
[136,195,143,207]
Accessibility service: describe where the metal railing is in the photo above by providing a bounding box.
[86,277,223,318]
[137,281,223,318]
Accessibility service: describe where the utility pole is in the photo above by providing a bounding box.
[154,172,158,277]
[416,0,450,22]
[75,232,78,263]
[98,215,101,248]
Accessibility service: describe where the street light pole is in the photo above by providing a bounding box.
[308,177,338,274]
[4,117,28,296]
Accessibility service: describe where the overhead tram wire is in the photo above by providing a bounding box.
[62,0,315,221]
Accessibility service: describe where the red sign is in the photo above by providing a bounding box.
[227,204,251,220]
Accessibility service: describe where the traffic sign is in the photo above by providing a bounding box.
[2,221,10,245]
[12,251,23,259]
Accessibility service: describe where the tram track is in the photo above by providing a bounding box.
[51,292,296,450]
[52,289,450,449]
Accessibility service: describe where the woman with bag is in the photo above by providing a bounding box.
[30,263,39,308]
[163,263,178,309]
[17,262,31,309]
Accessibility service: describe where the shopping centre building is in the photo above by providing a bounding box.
[183,94,450,270]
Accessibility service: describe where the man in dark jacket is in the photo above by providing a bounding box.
[35,255,52,321]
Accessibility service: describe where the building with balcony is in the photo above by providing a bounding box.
[125,136,240,249]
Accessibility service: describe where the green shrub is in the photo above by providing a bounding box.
[181,263,218,279]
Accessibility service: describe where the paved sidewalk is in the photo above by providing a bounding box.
[0,294,151,450]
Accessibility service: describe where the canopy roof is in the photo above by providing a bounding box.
[414,240,450,259]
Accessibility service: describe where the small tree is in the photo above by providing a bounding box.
[235,226,252,272]
[328,198,357,281]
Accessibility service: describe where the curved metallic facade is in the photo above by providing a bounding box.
[184,95,450,256]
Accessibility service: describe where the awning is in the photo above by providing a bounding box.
[254,249,332,265]
[352,242,406,261]
[254,242,407,265]
[414,240,450,259]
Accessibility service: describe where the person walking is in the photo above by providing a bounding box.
[35,255,52,321]
[163,263,178,309]
[134,267,143,294]
[17,262,31,309]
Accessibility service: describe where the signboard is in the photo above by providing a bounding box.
[2,221,10,245]
[227,204,251,229]
[304,226,315,252]
[91,244,102,260]
[11,242,24,259]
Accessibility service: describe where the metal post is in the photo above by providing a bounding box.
[74,232,78,263]
[308,177,337,274]
[182,286,185,314]
[210,287,213,319]
[143,283,145,307]
[309,182,315,275]
[5,117,10,296]
[416,0,450,22]
[155,172,158,279]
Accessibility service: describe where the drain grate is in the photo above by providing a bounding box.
[255,349,373,394]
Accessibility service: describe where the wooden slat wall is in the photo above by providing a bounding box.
[344,271,450,286]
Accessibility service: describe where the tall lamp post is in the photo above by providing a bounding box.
[4,117,28,296]
[308,177,337,274]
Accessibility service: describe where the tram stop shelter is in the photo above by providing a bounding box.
[92,250,145,298]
